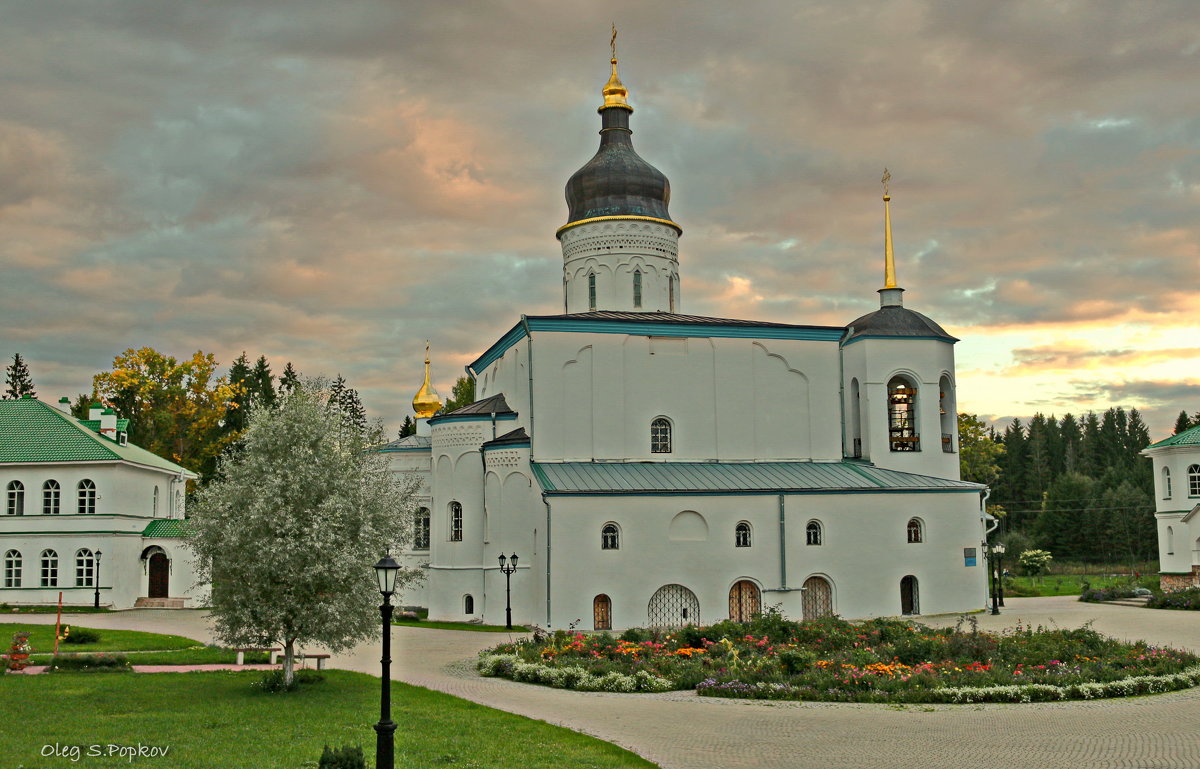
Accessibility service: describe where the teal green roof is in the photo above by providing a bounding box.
[531,461,983,495]
[0,398,194,476]
[142,519,188,538]
[1147,424,1200,449]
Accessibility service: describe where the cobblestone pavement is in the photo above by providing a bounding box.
[5,598,1200,769]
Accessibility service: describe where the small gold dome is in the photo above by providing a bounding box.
[412,342,442,419]
[601,57,632,111]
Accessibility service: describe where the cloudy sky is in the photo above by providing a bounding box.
[2,1,1198,438]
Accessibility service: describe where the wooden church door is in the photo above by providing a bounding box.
[148,553,170,598]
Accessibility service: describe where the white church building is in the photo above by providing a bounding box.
[1144,424,1200,591]
[384,53,990,630]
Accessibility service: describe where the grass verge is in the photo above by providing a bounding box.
[3,624,199,655]
[0,670,658,769]
[393,619,529,633]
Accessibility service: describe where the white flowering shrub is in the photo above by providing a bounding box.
[477,654,672,693]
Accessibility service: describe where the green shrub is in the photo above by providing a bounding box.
[254,668,324,692]
[62,627,102,645]
[619,627,651,643]
[318,744,365,769]
[1148,587,1200,610]
[48,653,130,672]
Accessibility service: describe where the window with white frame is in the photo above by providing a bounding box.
[43,480,60,515]
[907,517,924,543]
[449,501,463,542]
[1162,467,1172,499]
[735,521,752,548]
[77,479,97,514]
[40,549,58,587]
[3,550,21,588]
[6,481,24,516]
[806,520,823,546]
[1189,464,1200,497]
[601,523,620,550]
[153,487,159,516]
[75,548,95,587]
[651,418,672,454]
[414,508,431,550]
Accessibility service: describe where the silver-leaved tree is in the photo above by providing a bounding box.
[186,379,419,686]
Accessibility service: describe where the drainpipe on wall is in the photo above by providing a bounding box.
[543,496,552,627]
[521,316,535,444]
[838,328,850,458]
[765,494,797,593]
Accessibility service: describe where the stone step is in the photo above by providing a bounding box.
[1103,598,1151,607]
[133,597,187,609]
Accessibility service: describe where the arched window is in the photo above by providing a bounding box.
[40,549,58,587]
[75,548,95,587]
[668,274,676,312]
[633,269,643,309]
[588,272,597,311]
[1189,464,1200,497]
[1167,525,1174,555]
[3,550,21,588]
[805,520,822,546]
[1162,467,1172,499]
[907,517,924,543]
[939,375,955,453]
[900,575,920,615]
[449,501,463,542]
[802,576,834,619]
[849,378,862,458]
[463,594,474,614]
[887,375,920,451]
[414,508,431,550]
[6,481,24,516]
[42,480,60,515]
[153,487,159,517]
[593,594,612,630]
[651,417,672,454]
[77,479,97,514]
[601,523,620,550]
[735,521,752,548]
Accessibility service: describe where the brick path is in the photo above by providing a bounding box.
[5,597,1200,769]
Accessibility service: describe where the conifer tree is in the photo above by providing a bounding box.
[1174,410,1193,435]
[278,362,300,396]
[252,356,275,408]
[4,353,36,399]
[398,415,416,439]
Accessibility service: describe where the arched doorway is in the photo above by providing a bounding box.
[148,553,170,598]
[647,584,699,627]
[802,576,834,619]
[900,575,919,615]
[593,594,612,630]
[728,580,761,622]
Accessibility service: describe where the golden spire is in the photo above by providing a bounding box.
[601,24,632,111]
[411,341,442,419]
[881,168,897,289]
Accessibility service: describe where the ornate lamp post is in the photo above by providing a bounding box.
[497,553,518,630]
[373,555,400,769]
[93,550,103,609]
[995,543,1007,608]
[988,544,1000,615]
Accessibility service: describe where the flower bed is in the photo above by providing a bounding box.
[1147,587,1200,611]
[478,613,1200,703]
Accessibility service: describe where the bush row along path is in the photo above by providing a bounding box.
[4,596,1199,769]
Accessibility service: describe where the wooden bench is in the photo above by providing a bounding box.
[232,647,281,666]
[299,653,331,671]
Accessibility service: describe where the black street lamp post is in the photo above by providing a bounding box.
[498,553,518,631]
[93,550,102,609]
[373,555,400,769]
[995,543,1007,608]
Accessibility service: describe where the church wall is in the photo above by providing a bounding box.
[475,338,532,436]
[528,331,842,462]
[1146,446,1200,588]
[386,449,432,608]
[543,491,986,629]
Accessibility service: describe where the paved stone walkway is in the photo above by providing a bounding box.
[4,597,1200,769]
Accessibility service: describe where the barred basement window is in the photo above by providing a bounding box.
[6,481,24,516]
[449,502,463,542]
[3,550,21,588]
[75,548,95,588]
[735,521,752,548]
[40,549,58,587]
[43,480,60,515]
[601,523,620,550]
[651,418,672,454]
[77,479,97,514]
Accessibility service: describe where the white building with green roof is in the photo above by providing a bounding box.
[1,396,203,609]
[1144,424,1200,591]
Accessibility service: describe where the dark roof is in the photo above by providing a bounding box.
[527,311,840,332]
[562,107,675,230]
[377,435,431,451]
[482,427,530,449]
[844,306,958,344]
[442,393,515,417]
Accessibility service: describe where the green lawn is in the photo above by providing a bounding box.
[1004,573,1159,597]
[6,624,199,655]
[393,618,529,633]
[0,670,658,769]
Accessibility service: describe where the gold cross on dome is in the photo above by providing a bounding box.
[611,24,618,60]
[881,168,891,196]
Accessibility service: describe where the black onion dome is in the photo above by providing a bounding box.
[844,306,958,343]
[562,107,677,232]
